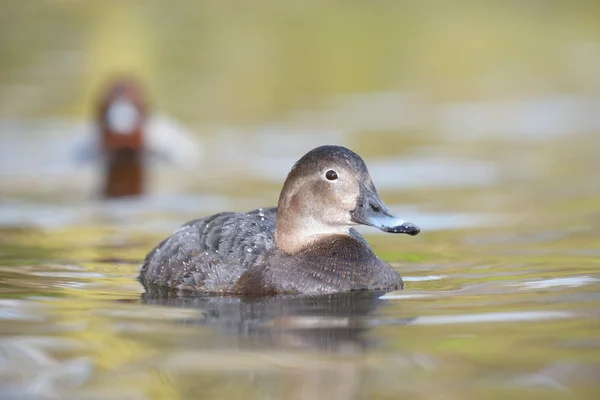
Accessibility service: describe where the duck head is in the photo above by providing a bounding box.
[276,145,419,254]
[98,77,148,152]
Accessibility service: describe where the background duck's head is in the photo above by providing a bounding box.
[98,77,148,154]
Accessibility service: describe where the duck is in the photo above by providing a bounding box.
[138,145,420,295]
[97,77,149,198]
[71,76,204,199]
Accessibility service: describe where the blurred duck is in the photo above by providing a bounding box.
[97,78,149,198]
[74,76,203,199]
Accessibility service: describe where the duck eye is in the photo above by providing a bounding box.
[325,170,338,181]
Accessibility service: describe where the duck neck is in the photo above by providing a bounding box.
[275,210,350,255]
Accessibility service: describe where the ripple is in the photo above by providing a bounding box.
[516,276,600,290]
[0,300,47,321]
[412,311,573,325]
[379,293,432,300]
[30,272,105,279]
[403,275,445,282]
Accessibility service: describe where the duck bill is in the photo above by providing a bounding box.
[350,185,420,236]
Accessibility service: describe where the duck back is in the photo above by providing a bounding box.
[139,209,277,292]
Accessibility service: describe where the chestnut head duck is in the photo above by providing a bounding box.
[97,77,148,198]
[139,145,419,295]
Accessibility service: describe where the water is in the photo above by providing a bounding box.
[0,236,598,399]
[2,2,600,399]
[1,123,599,398]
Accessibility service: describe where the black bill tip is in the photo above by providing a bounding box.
[382,222,420,236]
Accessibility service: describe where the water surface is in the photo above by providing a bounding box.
[1,124,599,399]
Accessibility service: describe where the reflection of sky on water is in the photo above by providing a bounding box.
[2,91,597,177]
[0,91,598,232]
[411,311,574,325]
[0,197,512,233]
[291,92,600,140]
[436,96,600,140]
[516,277,600,290]
[368,157,500,189]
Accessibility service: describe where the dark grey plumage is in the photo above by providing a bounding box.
[139,208,277,292]
[233,234,403,295]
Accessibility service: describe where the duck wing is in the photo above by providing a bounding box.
[139,211,277,292]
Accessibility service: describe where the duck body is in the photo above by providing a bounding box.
[139,146,419,295]
[140,208,402,295]
[140,209,277,293]
[91,76,203,199]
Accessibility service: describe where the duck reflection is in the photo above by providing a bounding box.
[141,289,411,352]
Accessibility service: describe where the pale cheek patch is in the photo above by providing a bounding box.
[106,97,140,135]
